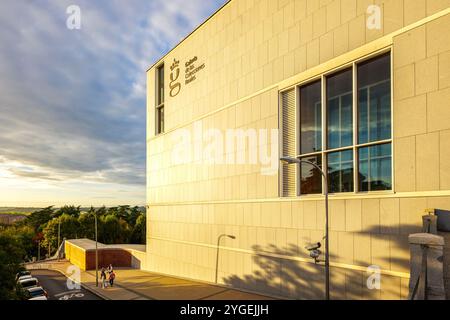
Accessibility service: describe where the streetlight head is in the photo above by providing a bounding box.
[280,156,298,164]
[227,235,236,239]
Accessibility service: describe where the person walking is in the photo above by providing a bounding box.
[109,270,116,287]
[107,264,113,274]
[100,267,107,289]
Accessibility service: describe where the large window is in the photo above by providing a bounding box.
[298,81,322,195]
[155,64,165,135]
[327,69,353,150]
[281,52,392,196]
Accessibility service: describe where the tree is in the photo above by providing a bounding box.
[78,211,96,239]
[92,206,106,218]
[98,214,131,244]
[22,206,54,232]
[100,215,121,244]
[42,214,81,256]
[131,214,146,244]
[54,205,81,218]
[0,232,26,300]
[127,206,141,226]
[1,225,37,261]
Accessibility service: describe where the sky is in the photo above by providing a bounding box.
[0,0,227,207]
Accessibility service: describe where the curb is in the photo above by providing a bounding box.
[80,282,111,301]
[26,264,110,300]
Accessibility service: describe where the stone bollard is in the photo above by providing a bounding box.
[408,233,445,300]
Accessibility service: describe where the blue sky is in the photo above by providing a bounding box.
[0,0,227,207]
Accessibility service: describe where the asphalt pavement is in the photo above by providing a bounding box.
[30,269,102,300]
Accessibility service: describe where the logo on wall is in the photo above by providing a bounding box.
[168,56,206,98]
[169,59,181,97]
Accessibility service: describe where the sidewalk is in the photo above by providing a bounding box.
[26,260,273,300]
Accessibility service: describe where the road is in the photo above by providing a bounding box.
[30,269,102,300]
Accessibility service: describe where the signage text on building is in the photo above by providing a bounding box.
[185,56,205,85]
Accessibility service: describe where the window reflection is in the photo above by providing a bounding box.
[157,65,164,105]
[300,81,322,154]
[328,150,354,193]
[358,143,392,191]
[300,155,322,195]
[358,53,391,144]
[290,53,392,197]
[157,107,164,133]
[327,69,353,150]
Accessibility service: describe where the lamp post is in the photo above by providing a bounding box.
[57,220,61,261]
[280,156,330,300]
[87,210,99,287]
[215,234,236,284]
[94,213,98,287]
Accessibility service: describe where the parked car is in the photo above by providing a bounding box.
[28,296,48,300]
[18,277,39,289]
[26,286,48,300]
[17,275,32,283]
[15,271,31,281]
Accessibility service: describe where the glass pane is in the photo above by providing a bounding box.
[327,69,353,150]
[300,155,322,195]
[156,106,164,134]
[358,143,392,191]
[328,150,354,193]
[300,80,322,154]
[157,65,164,105]
[358,53,391,144]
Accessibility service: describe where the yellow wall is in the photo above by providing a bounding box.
[146,0,450,299]
[65,242,87,271]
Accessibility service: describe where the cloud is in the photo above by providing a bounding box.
[0,0,226,203]
[8,168,62,181]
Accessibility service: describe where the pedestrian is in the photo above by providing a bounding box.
[100,267,107,289]
[109,271,116,287]
[108,264,113,274]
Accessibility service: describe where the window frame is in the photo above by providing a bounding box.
[280,49,394,197]
[155,63,165,135]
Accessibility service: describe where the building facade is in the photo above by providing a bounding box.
[146,0,450,299]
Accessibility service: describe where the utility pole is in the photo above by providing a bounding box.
[57,220,61,260]
[94,213,98,287]
[280,156,330,300]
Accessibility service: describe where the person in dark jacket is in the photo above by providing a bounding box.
[100,268,107,288]
[109,271,116,287]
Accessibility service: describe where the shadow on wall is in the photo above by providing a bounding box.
[222,225,417,300]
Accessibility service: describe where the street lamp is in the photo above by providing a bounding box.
[37,240,41,262]
[94,213,98,287]
[57,219,61,261]
[88,211,99,287]
[215,234,236,284]
[280,156,330,300]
